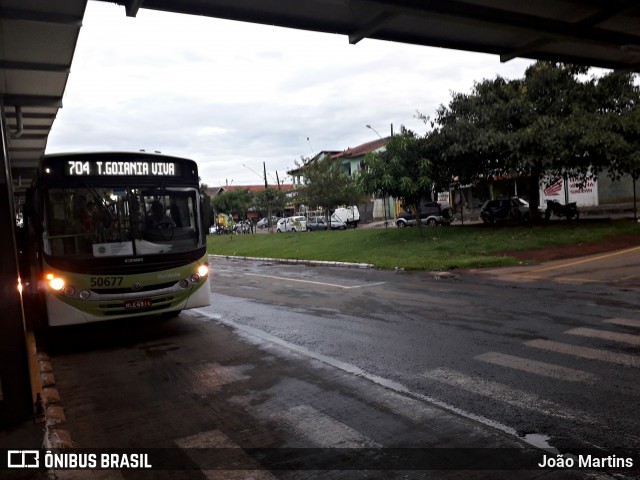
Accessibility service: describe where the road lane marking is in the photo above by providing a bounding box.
[566,327,640,346]
[244,272,385,289]
[548,277,603,284]
[269,405,381,448]
[604,318,640,329]
[621,273,640,281]
[475,352,598,384]
[524,246,640,275]
[422,367,592,422]
[176,429,276,480]
[525,339,640,368]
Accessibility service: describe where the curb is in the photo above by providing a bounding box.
[209,254,373,269]
[37,350,74,449]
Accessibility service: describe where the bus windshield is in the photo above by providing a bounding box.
[43,186,203,259]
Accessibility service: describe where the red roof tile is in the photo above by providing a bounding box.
[207,184,294,196]
[332,137,388,159]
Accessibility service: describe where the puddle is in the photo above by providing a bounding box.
[522,433,558,453]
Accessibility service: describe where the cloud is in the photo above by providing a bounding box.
[48,1,535,186]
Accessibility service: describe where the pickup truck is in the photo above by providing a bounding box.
[396,202,454,227]
[332,206,360,228]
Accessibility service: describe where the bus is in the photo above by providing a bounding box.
[25,151,211,326]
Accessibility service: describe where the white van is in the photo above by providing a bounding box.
[332,206,360,228]
[276,216,307,233]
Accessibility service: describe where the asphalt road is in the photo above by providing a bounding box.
[202,257,640,455]
[37,254,640,479]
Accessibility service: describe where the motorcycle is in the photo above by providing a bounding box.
[545,199,579,220]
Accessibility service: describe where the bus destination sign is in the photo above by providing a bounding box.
[65,160,180,177]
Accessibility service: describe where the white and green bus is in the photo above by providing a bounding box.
[26,152,210,326]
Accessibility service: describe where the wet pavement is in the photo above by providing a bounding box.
[4,252,640,479]
[474,245,640,289]
[32,309,615,479]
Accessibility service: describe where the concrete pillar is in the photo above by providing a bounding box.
[0,113,34,425]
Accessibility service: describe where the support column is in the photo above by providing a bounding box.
[0,113,34,425]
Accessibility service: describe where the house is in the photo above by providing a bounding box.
[287,138,391,222]
[445,169,638,221]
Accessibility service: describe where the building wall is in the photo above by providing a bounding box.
[597,173,637,204]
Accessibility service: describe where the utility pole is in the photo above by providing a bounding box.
[263,162,268,189]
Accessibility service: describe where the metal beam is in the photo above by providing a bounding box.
[500,3,640,63]
[5,112,56,120]
[6,125,50,131]
[8,134,48,140]
[349,11,396,45]
[0,6,83,26]
[0,60,70,74]
[5,148,43,153]
[2,95,62,109]
[7,160,41,169]
[126,0,145,17]
[501,38,553,64]
[364,0,640,49]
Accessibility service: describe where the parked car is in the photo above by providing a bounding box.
[307,216,328,231]
[396,202,454,227]
[276,216,307,233]
[480,197,544,224]
[256,216,279,229]
[328,214,347,230]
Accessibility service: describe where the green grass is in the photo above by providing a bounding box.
[207,220,640,270]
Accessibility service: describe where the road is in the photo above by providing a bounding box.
[40,254,640,479]
[204,257,640,453]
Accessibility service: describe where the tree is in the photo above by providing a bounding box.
[591,72,640,181]
[198,177,209,195]
[198,179,214,228]
[359,129,434,233]
[211,190,252,220]
[427,62,639,216]
[298,156,362,227]
[252,187,287,230]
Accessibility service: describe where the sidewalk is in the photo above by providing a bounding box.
[11,307,613,479]
[356,202,638,228]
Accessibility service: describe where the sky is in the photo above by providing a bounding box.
[47,1,535,188]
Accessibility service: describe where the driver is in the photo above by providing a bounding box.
[146,200,176,229]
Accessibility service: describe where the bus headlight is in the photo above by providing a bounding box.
[63,286,75,296]
[79,290,91,299]
[179,279,189,289]
[48,276,65,291]
[197,264,209,277]
[190,273,201,283]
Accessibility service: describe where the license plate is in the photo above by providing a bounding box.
[124,298,153,310]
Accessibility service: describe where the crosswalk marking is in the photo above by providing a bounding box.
[188,363,249,396]
[604,318,640,329]
[525,339,640,368]
[566,327,640,346]
[422,367,593,422]
[269,405,381,448]
[175,429,276,480]
[475,352,598,383]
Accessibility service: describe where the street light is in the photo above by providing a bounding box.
[242,164,266,186]
[366,125,388,228]
[366,124,382,139]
